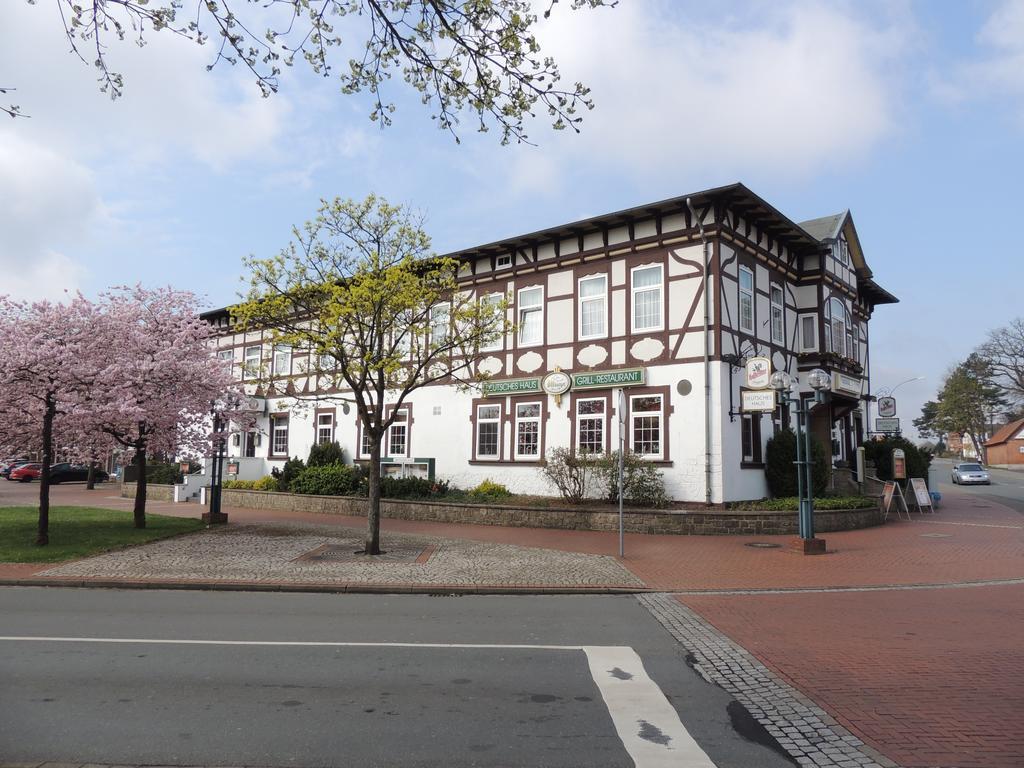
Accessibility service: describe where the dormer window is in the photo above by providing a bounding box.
[496,253,512,270]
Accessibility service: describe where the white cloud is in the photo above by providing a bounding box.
[0,133,93,300]
[490,1,907,192]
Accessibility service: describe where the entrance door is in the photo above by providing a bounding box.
[244,432,257,458]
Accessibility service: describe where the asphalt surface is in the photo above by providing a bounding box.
[0,588,794,768]
[934,456,1024,514]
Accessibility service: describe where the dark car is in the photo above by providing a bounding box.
[49,463,109,484]
[8,463,42,482]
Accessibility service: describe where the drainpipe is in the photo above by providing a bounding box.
[686,197,713,506]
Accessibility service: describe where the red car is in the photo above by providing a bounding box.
[8,463,42,482]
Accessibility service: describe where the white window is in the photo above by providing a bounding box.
[388,409,409,457]
[515,402,542,459]
[272,344,292,377]
[496,253,512,270]
[517,286,544,347]
[430,303,450,345]
[318,353,334,372]
[578,274,607,339]
[244,345,261,378]
[630,395,663,459]
[827,297,847,357]
[799,315,818,352]
[476,404,501,459]
[218,349,234,375]
[576,398,606,454]
[271,415,289,456]
[361,428,375,458]
[739,267,754,333]
[770,285,784,344]
[479,293,504,352]
[631,265,663,332]
[316,413,334,445]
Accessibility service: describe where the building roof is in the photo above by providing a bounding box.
[984,418,1024,447]
[798,212,847,242]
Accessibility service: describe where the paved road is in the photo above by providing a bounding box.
[933,457,1024,514]
[0,588,793,768]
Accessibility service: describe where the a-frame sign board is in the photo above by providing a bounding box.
[882,481,911,521]
[909,478,934,514]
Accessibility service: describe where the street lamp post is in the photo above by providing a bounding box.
[771,368,831,555]
[203,401,229,526]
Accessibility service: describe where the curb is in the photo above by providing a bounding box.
[0,577,650,596]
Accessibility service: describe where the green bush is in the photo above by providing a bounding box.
[253,475,280,491]
[727,495,878,511]
[307,441,345,467]
[357,475,452,499]
[764,429,828,498]
[468,479,513,502]
[271,457,306,491]
[862,436,932,484]
[595,450,668,508]
[290,464,357,496]
[539,447,600,504]
[223,479,257,490]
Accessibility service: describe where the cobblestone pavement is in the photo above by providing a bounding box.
[37,521,645,590]
[680,584,1024,768]
[638,593,898,768]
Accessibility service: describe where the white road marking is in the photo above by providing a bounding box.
[584,645,717,768]
[0,636,719,767]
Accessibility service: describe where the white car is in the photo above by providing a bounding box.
[951,463,990,485]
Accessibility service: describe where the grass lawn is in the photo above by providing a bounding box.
[0,506,205,564]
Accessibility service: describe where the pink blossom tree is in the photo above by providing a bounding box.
[85,286,241,528]
[0,295,108,545]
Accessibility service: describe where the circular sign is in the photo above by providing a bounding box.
[877,396,897,418]
[542,371,571,396]
[745,356,772,389]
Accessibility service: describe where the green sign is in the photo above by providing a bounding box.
[572,367,645,390]
[482,376,542,396]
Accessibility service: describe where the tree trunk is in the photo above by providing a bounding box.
[364,437,382,555]
[86,461,96,491]
[133,446,148,529]
[36,395,56,546]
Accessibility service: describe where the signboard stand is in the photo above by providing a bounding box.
[909,478,934,514]
[882,481,911,521]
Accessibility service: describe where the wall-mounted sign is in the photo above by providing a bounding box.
[893,448,906,480]
[541,371,572,396]
[572,367,645,390]
[482,376,542,396]
[226,462,240,476]
[875,417,900,433]
[832,372,862,396]
[179,462,191,474]
[741,389,776,412]
[745,357,771,389]
[877,396,897,418]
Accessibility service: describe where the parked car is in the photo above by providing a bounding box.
[49,463,109,484]
[1,460,29,479]
[8,463,42,482]
[951,463,990,485]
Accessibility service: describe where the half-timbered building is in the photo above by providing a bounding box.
[202,183,897,503]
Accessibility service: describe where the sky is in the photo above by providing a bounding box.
[2,0,1023,439]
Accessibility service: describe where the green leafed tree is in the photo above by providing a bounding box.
[234,194,506,554]
[27,0,613,143]
[935,354,1007,464]
[913,400,941,442]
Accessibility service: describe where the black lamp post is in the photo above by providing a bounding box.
[203,401,229,525]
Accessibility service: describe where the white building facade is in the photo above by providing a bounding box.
[203,184,897,503]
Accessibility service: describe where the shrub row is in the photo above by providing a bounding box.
[727,495,878,512]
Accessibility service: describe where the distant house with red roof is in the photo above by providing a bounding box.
[984,418,1024,468]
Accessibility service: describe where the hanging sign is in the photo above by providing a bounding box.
[877,396,897,418]
[744,357,771,389]
[893,448,906,480]
[741,389,776,413]
[572,367,645,390]
[875,417,900,433]
[482,376,542,396]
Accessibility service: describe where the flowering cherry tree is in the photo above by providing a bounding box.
[85,286,241,529]
[0,295,107,545]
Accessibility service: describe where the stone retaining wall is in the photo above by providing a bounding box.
[210,488,883,536]
[119,482,174,502]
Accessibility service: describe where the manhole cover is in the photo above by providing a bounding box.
[920,533,952,538]
[744,542,782,549]
[295,543,436,564]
